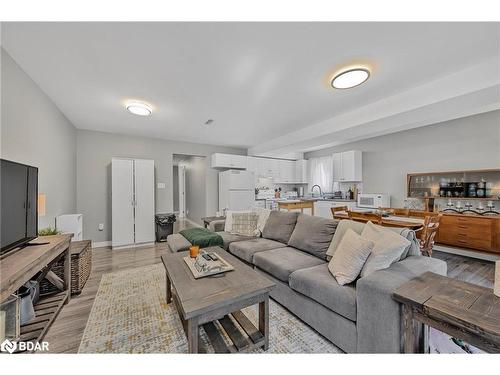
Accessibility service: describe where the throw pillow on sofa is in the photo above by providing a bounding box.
[231,212,259,237]
[262,211,299,244]
[326,219,366,260]
[288,214,338,260]
[359,221,411,277]
[255,208,271,236]
[328,228,374,285]
[224,210,252,232]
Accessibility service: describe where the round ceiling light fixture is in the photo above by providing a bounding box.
[126,101,153,116]
[331,68,370,89]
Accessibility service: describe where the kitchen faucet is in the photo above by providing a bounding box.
[311,184,323,198]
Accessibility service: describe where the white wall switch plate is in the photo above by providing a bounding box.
[157,183,166,189]
[98,223,104,231]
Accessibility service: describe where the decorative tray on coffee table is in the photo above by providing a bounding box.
[183,251,234,279]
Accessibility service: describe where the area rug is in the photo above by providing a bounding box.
[78,263,342,353]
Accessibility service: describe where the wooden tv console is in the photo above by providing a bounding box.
[0,234,72,348]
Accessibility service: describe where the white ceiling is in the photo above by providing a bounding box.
[2,22,500,154]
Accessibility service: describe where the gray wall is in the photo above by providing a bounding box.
[76,129,245,242]
[172,165,179,212]
[1,48,77,229]
[184,156,207,225]
[305,110,500,207]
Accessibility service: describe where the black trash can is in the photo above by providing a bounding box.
[155,213,177,242]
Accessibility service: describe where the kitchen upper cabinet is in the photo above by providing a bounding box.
[211,154,308,183]
[295,160,308,183]
[211,153,247,169]
[275,160,295,183]
[332,151,362,182]
[246,156,258,174]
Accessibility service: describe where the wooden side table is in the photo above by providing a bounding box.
[393,272,500,353]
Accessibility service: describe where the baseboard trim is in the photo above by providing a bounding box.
[92,240,111,248]
[112,241,155,250]
[434,244,500,262]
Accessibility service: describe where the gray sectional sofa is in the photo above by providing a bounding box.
[176,211,447,353]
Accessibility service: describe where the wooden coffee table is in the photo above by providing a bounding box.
[393,272,500,353]
[161,247,275,353]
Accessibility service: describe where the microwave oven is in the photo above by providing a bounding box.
[357,193,390,209]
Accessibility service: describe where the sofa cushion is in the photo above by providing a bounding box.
[328,229,374,285]
[216,231,253,250]
[229,238,287,263]
[383,226,421,259]
[166,233,192,253]
[255,208,272,235]
[287,214,338,260]
[360,221,410,277]
[326,220,366,260]
[253,247,325,283]
[289,264,357,321]
[261,211,299,244]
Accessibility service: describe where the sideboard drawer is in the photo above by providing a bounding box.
[437,214,496,252]
[455,235,492,251]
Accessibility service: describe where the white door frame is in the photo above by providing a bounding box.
[178,165,186,218]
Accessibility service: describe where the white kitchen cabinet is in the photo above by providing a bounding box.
[275,160,295,183]
[295,160,307,183]
[315,200,357,218]
[332,151,362,182]
[246,156,258,175]
[211,153,247,169]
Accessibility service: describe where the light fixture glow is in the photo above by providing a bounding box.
[331,68,370,89]
[126,102,152,116]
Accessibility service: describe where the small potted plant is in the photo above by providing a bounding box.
[38,227,61,236]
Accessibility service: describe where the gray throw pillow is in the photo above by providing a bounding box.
[261,211,299,244]
[326,220,366,260]
[359,221,411,277]
[288,214,338,260]
[328,229,374,285]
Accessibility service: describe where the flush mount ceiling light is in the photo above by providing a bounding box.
[126,102,152,116]
[331,68,370,89]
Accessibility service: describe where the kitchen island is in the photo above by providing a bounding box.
[277,199,317,216]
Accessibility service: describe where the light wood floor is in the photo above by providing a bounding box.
[43,220,495,353]
[43,219,195,353]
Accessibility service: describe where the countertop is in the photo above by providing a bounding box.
[255,196,356,202]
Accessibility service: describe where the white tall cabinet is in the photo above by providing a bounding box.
[112,158,155,249]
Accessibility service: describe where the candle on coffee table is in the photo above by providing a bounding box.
[189,246,199,259]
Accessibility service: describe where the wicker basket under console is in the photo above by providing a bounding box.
[39,240,92,295]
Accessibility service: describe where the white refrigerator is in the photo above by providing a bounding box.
[219,170,255,211]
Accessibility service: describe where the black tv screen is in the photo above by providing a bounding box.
[0,159,38,255]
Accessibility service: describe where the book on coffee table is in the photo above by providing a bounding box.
[183,252,234,279]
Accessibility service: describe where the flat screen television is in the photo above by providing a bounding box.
[0,159,38,256]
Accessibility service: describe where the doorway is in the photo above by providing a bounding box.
[178,164,186,218]
[172,154,207,226]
